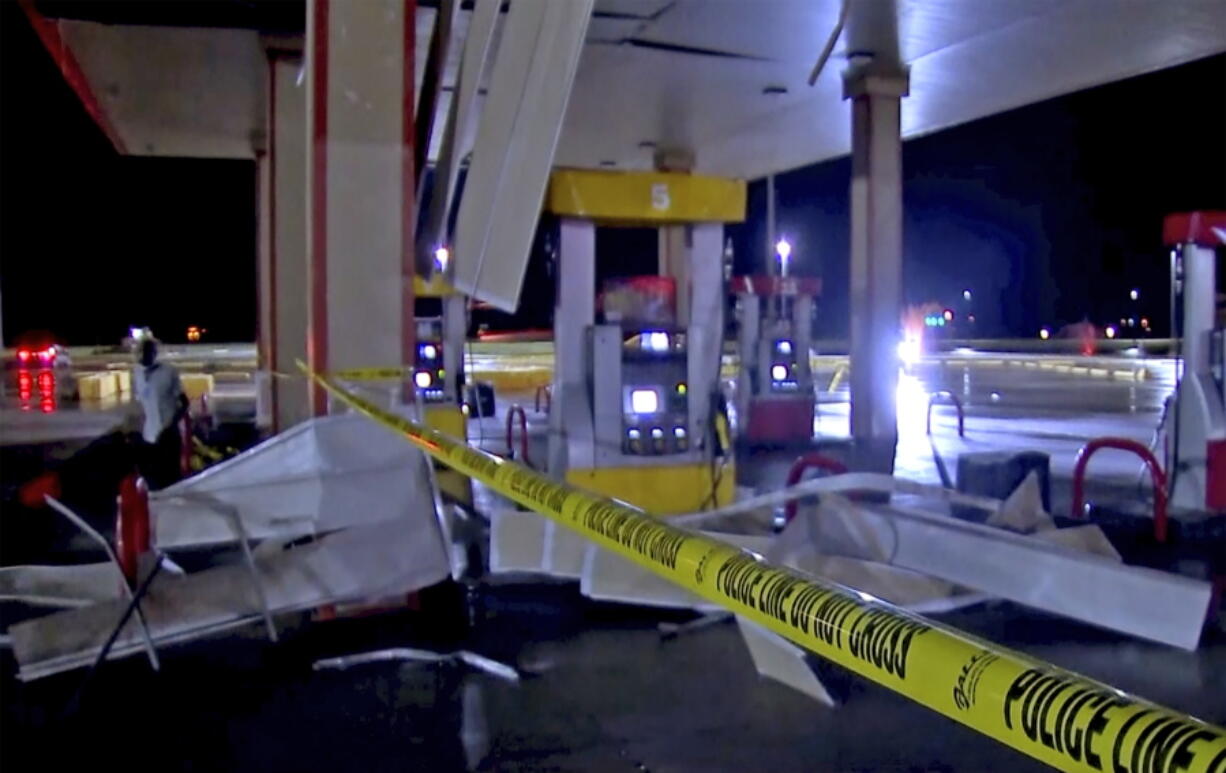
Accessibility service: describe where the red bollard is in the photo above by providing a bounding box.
[1070,436,1168,543]
[505,405,532,468]
[534,384,552,414]
[19,471,61,509]
[926,390,965,437]
[116,473,152,586]
[179,413,193,476]
[783,452,848,524]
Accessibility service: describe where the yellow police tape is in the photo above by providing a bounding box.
[327,365,553,391]
[301,362,1226,772]
[330,366,410,381]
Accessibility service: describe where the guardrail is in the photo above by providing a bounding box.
[303,363,1225,773]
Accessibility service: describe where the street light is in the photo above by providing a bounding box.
[775,238,792,276]
[1129,288,1139,301]
[962,289,972,302]
[1039,328,1050,340]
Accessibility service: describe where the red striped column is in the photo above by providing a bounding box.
[306,0,415,415]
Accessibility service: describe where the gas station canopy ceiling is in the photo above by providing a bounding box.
[34,0,1226,178]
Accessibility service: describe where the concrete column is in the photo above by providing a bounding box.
[262,53,311,430]
[306,0,415,414]
[658,226,690,322]
[845,65,909,472]
[257,149,270,369]
[1172,242,1220,509]
[1182,244,1216,375]
[655,148,694,324]
[687,223,725,445]
[734,288,759,423]
[549,218,596,473]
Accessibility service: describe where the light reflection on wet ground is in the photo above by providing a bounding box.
[12,368,59,414]
[473,355,1177,495]
[818,358,1175,485]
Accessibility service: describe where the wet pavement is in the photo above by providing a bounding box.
[476,354,1176,515]
[3,583,1222,772]
[3,352,1223,771]
[0,375,256,448]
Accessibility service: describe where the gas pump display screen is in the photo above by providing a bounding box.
[628,388,660,414]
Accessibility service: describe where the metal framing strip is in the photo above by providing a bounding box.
[163,493,279,643]
[417,0,502,274]
[302,363,1226,773]
[44,496,160,672]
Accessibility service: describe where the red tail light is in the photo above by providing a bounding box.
[39,347,56,363]
[17,349,31,362]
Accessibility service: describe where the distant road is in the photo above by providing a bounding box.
[2,337,1177,378]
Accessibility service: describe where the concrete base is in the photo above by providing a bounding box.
[742,398,815,445]
[850,436,898,476]
[956,451,1051,517]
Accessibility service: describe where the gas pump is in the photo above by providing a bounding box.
[594,325,692,457]
[412,317,448,403]
[1161,211,1226,513]
[413,273,472,506]
[546,169,745,514]
[733,275,821,444]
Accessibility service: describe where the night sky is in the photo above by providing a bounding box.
[0,2,256,346]
[1,1,1222,345]
[725,53,1226,339]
